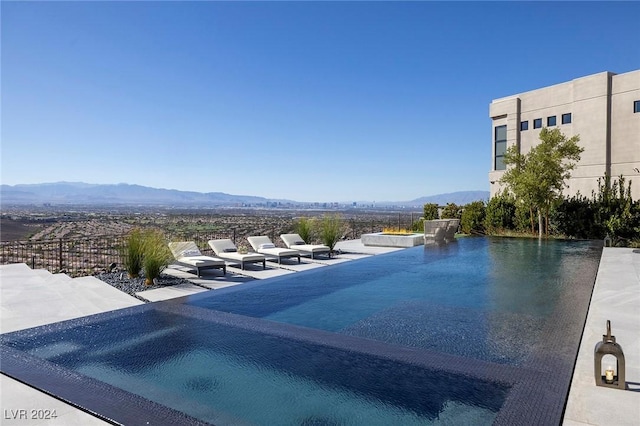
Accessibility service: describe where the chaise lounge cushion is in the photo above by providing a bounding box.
[167,241,226,276]
[280,234,330,259]
[208,239,266,270]
[247,236,301,264]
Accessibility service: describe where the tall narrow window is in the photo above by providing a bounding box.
[562,113,572,124]
[495,125,507,171]
[634,100,640,113]
[533,118,542,129]
[547,116,556,126]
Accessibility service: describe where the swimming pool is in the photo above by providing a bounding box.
[1,237,601,425]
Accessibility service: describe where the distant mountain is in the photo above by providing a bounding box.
[361,191,489,207]
[405,191,489,206]
[0,182,279,206]
[0,182,489,207]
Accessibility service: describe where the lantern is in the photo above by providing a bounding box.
[594,320,626,389]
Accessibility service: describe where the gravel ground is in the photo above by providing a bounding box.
[95,271,195,301]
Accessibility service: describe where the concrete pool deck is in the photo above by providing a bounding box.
[1,243,638,425]
[135,239,387,302]
[562,247,640,425]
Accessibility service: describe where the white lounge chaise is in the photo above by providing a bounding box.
[280,233,331,259]
[247,236,301,264]
[168,241,226,277]
[208,239,266,270]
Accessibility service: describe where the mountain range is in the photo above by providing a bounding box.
[0,182,489,208]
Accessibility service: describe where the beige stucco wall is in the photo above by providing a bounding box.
[611,71,640,186]
[489,69,640,200]
[564,72,610,196]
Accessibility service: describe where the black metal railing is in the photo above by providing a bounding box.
[0,235,127,277]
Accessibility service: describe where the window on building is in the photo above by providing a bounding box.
[562,113,572,124]
[533,118,542,129]
[520,121,528,131]
[494,125,507,171]
[634,100,640,113]
[547,116,556,126]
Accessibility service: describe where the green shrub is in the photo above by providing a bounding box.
[411,217,424,232]
[441,203,462,220]
[122,228,144,278]
[460,201,486,235]
[514,203,534,233]
[550,174,640,244]
[141,229,171,285]
[295,217,314,243]
[593,175,638,243]
[423,203,439,221]
[484,193,515,234]
[318,214,344,256]
[551,195,597,238]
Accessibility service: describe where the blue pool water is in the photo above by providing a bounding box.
[189,237,598,365]
[1,237,602,425]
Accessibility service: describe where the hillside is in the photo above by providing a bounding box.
[1,182,274,206]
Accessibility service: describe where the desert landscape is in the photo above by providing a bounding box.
[0,205,421,276]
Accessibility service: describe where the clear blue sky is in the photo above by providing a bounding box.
[2,1,639,202]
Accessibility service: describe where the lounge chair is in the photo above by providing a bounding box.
[247,236,301,264]
[168,241,226,277]
[280,233,331,259]
[208,239,266,270]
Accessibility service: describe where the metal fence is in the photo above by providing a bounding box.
[0,235,127,277]
[0,231,242,277]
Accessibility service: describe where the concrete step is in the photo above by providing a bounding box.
[0,263,143,333]
[30,268,56,279]
[46,273,75,287]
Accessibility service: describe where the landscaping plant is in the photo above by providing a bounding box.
[460,201,486,235]
[318,214,344,256]
[295,217,314,243]
[500,128,583,237]
[423,203,439,221]
[441,203,463,220]
[411,218,425,232]
[122,228,144,278]
[551,194,598,239]
[484,193,515,234]
[141,229,171,285]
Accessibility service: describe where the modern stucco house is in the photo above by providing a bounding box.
[489,69,640,200]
